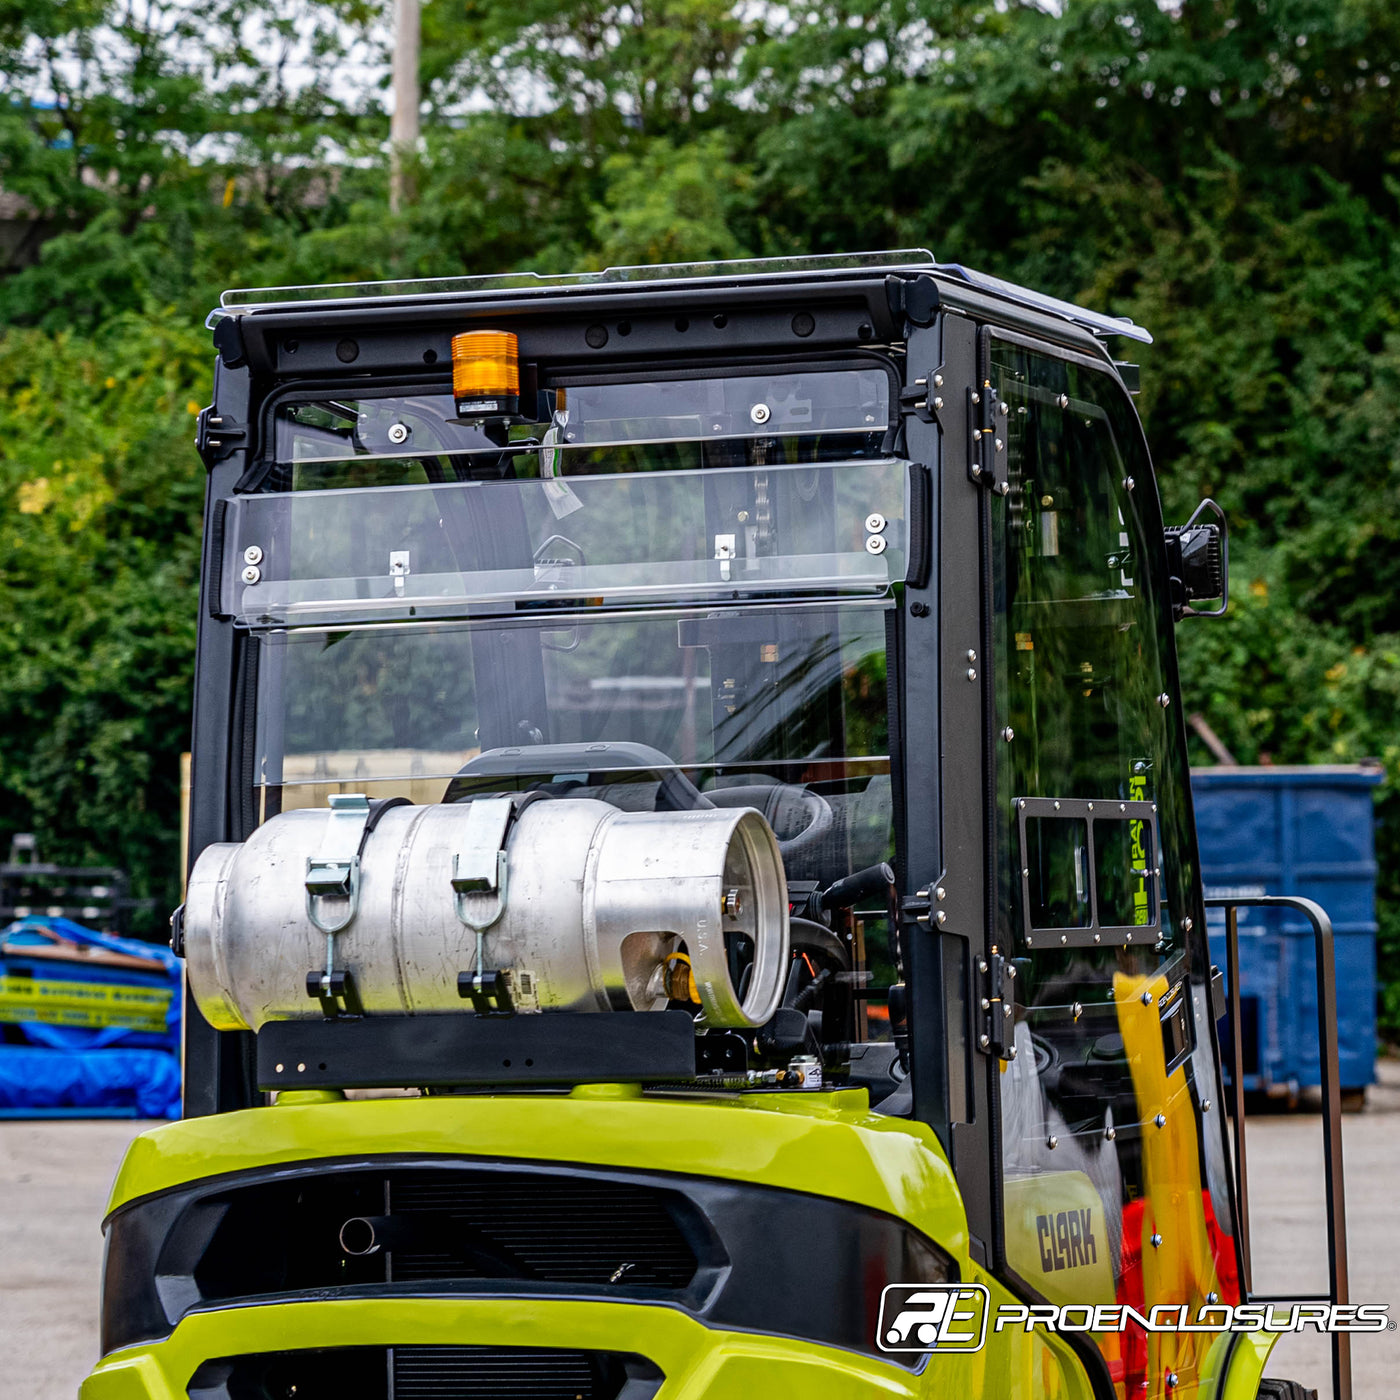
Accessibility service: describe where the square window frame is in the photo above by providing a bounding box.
[1014,795,1162,949]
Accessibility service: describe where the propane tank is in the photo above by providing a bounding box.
[183,797,789,1033]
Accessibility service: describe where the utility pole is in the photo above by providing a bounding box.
[389,0,420,213]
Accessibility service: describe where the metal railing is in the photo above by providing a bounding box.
[1205,895,1351,1400]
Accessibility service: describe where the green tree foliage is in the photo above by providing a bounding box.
[0,316,207,912]
[3,0,1400,1038]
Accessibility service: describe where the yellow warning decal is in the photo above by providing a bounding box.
[0,975,172,1034]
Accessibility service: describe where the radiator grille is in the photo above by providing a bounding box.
[186,1346,659,1400]
[387,1169,696,1289]
[392,1346,629,1400]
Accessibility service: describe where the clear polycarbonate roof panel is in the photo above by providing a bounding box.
[218,249,1150,343]
[936,265,1153,345]
[219,249,939,310]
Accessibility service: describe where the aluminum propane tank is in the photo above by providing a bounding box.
[183,796,789,1033]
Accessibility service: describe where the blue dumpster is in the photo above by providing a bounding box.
[1192,765,1382,1097]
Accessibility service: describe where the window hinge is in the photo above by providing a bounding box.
[968,380,1010,495]
[977,946,1016,1061]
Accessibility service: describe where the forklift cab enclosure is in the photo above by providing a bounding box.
[84,253,1347,1400]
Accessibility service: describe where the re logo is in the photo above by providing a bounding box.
[876,1283,991,1354]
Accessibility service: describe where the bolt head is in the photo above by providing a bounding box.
[979,1033,990,1049]
[387,421,410,445]
[966,667,977,681]
[241,564,261,585]
[1202,1099,1211,1112]
[978,958,988,974]
[243,544,263,566]
[865,535,887,555]
[1206,1292,1219,1305]
[932,396,944,410]
[1002,727,1015,742]
[1166,1372,1178,1390]
[1141,991,1154,1006]
[1003,1004,1012,1019]
[865,512,887,535]
[933,373,944,387]
[1008,1045,1017,1059]
[1183,917,1194,933]
[1005,964,1016,979]
[750,402,771,424]
[1047,1135,1058,1149]
[1155,1112,1167,1129]
[1105,1126,1116,1141]
[1060,933,1068,945]
[935,886,947,902]
[936,910,947,925]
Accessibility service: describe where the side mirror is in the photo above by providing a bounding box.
[1165,498,1228,619]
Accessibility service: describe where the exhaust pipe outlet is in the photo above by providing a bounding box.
[339,1215,417,1257]
[184,798,788,1033]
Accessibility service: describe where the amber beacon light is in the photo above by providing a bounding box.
[451,329,520,416]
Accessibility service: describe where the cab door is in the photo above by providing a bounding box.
[985,333,1241,1400]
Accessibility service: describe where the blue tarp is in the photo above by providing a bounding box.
[0,916,181,1118]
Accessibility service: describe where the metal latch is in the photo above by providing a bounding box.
[195,406,248,469]
[968,380,1010,495]
[898,363,946,426]
[977,946,1016,1061]
[714,533,736,582]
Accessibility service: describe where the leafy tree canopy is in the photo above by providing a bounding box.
[3,0,1400,1037]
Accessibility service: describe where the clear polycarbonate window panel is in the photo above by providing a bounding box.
[225,457,907,627]
[991,341,1238,1394]
[268,369,891,488]
[251,603,898,1034]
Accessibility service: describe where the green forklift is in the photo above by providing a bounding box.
[83,252,1352,1400]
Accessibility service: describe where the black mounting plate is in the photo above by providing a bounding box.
[256,1009,697,1091]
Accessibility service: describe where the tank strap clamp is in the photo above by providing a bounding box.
[304,794,410,1018]
[451,796,516,931]
[305,793,373,934]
